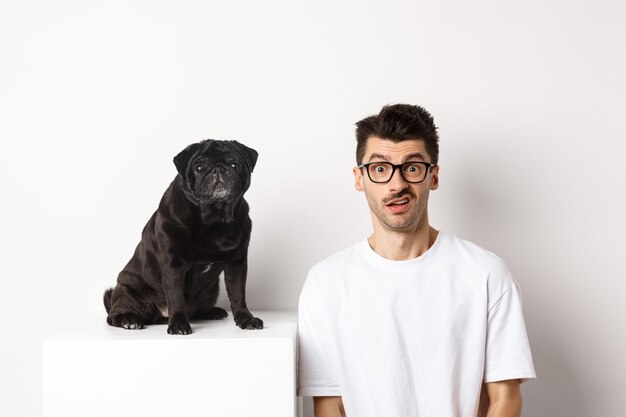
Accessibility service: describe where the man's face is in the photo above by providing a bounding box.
[353,136,439,233]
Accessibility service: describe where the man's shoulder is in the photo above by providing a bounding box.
[299,242,363,307]
[308,240,364,278]
[444,233,509,270]
[444,233,517,292]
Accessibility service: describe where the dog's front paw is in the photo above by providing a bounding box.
[113,314,145,330]
[167,313,192,335]
[234,312,264,330]
[204,306,229,320]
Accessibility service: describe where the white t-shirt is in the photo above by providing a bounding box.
[297,231,536,417]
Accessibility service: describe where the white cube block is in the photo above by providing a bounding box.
[43,311,297,417]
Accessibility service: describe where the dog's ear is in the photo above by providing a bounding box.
[235,141,259,172]
[173,141,204,176]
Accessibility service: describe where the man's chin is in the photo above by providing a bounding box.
[381,221,416,232]
[378,212,420,232]
[368,198,421,232]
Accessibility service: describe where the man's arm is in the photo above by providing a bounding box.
[313,396,346,417]
[485,379,522,417]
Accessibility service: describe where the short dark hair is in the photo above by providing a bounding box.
[355,104,439,165]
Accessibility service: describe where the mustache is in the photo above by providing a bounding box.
[382,189,416,205]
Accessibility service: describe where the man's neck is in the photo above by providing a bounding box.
[367,223,438,261]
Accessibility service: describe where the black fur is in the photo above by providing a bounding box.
[104,139,263,334]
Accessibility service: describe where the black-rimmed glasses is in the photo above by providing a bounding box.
[358,161,436,184]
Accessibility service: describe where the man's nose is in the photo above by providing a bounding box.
[387,166,408,191]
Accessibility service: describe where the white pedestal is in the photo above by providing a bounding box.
[43,311,297,417]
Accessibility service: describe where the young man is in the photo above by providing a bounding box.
[297,104,536,417]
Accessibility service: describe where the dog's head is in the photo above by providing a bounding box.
[173,139,258,222]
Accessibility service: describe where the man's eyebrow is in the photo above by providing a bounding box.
[366,153,391,162]
[403,152,426,162]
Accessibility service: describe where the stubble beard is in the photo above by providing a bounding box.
[365,189,427,233]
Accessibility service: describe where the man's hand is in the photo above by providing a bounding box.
[485,379,523,417]
[313,396,346,417]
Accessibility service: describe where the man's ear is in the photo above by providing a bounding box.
[234,141,259,172]
[354,166,364,191]
[430,165,440,190]
[173,141,204,175]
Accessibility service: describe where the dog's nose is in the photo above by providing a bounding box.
[210,166,226,174]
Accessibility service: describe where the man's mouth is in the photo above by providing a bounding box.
[385,196,411,213]
[387,198,409,205]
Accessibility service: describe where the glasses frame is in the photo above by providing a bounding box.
[358,161,436,184]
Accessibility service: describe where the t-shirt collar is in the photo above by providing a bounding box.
[359,231,447,270]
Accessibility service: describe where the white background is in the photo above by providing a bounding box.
[1,1,625,416]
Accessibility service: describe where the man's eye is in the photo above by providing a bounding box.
[375,166,387,173]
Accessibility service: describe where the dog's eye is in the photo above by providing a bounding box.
[194,164,205,173]
[230,163,238,170]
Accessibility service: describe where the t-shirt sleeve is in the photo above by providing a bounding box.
[484,275,536,384]
[297,271,342,397]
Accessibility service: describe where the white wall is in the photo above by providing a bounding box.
[1,1,625,416]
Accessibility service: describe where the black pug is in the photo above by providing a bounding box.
[103,139,263,334]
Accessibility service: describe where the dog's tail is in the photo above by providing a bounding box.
[103,288,113,314]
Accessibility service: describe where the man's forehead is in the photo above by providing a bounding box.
[363,137,429,161]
